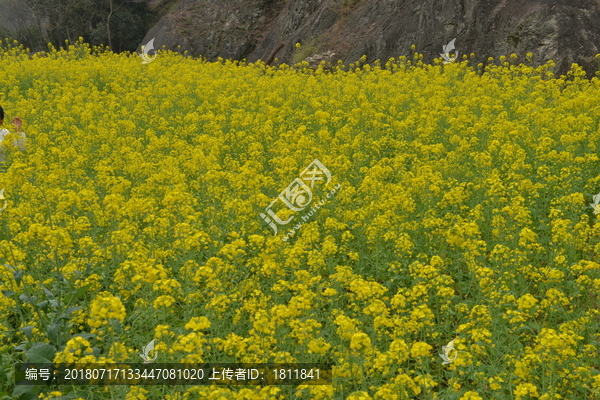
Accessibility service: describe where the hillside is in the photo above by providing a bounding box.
[142,0,600,76]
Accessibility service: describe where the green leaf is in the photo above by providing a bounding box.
[21,326,34,341]
[109,318,122,334]
[18,392,40,400]
[19,294,37,304]
[58,306,82,320]
[13,342,28,351]
[64,283,92,306]
[42,287,54,299]
[12,269,23,286]
[47,323,62,347]
[36,299,59,311]
[11,384,35,397]
[25,343,56,364]
[36,301,50,312]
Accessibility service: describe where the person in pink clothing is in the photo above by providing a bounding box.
[0,105,26,173]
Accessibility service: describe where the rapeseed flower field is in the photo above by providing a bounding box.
[0,38,599,399]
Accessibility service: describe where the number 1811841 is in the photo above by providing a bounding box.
[272,369,319,381]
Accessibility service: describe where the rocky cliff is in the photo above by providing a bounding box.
[142,0,600,77]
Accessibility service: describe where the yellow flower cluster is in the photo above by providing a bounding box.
[184,316,211,332]
[54,337,96,363]
[0,39,598,398]
[87,292,126,333]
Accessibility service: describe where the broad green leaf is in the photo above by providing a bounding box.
[25,343,56,364]
[21,326,34,341]
[64,283,92,306]
[59,306,82,320]
[47,323,62,347]
[41,287,54,299]
[19,294,37,304]
[11,383,35,397]
[12,269,23,286]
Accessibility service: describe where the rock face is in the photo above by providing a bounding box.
[142,0,600,77]
[305,50,336,69]
[142,0,283,61]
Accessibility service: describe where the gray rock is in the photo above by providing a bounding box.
[304,50,336,69]
[142,0,600,76]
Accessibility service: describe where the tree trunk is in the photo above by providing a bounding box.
[265,42,284,66]
[106,0,113,51]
